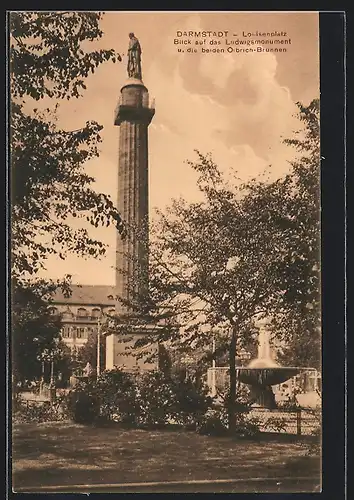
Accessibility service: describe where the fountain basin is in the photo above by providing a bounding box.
[237,367,300,387]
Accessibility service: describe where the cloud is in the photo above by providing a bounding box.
[145,19,298,207]
[146,13,299,169]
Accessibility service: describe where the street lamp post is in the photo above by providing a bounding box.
[211,334,217,397]
[45,351,57,404]
[40,361,45,396]
[34,336,46,396]
[49,338,62,403]
[34,336,62,403]
[50,359,54,386]
[97,316,101,378]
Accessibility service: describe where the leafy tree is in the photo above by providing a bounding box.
[157,343,173,378]
[52,341,76,386]
[239,100,321,368]
[10,12,124,277]
[114,100,320,431]
[111,154,283,431]
[151,166,284,430]
[37,336,75,386]
[9,12,125,383]
[11,277,66,385]
[77,328,106,372]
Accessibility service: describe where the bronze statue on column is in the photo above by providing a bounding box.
[127,32,142,80]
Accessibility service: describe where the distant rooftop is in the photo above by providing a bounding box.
[52,284,116,306]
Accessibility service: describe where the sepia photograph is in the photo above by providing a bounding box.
[9,11,323,493]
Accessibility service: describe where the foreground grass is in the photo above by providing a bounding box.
[12,421,320,492]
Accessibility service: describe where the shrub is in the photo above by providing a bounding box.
[262,415,288,433]
[95,369,139,424]
[172,377,213,427]
[234,413,261,437]
[64,369,139,425]
[66,381,100,424]
[136,371,177,427]
[207,384,262,437]
[132,372,213,429]
[13,396,67,423]
[196,408,261,438]
[196,408,228,436]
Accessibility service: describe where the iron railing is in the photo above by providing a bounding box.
[246,407,321,436]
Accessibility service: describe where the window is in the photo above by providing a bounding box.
[91,308,101,318]
[107,295,114,300]
[62,326,69,338]
[108,309,115,316]
[77,308,88,318]
[49,307,58,315]
[62,326,75,338]
[77,328,86,339]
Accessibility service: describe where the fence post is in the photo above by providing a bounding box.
[296,408,302,436]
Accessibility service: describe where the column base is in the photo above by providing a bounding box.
[105,321,164,372]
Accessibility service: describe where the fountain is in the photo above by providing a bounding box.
[206,319,318,408]
[236,320,303,408]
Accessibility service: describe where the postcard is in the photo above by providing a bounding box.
[10,11,325,494]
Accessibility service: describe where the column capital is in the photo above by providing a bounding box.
[114,105,155,126]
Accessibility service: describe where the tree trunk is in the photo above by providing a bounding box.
[228,325,238,433]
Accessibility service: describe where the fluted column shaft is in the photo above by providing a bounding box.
[114,82,154,316]
[116,120,149,313]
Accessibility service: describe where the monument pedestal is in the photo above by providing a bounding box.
[105,321,165,371]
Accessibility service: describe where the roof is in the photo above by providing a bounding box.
[51,285,116,306]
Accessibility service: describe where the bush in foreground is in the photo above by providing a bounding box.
[95,369,139,424]
[13,395,67,424]
[135,371,177,427]
[66,380,100,424]
[12,368,263,439]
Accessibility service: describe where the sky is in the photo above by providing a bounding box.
[38,11,319,286]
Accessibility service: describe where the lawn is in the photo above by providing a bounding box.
[12,421,321,493]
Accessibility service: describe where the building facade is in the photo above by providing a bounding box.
[50,285,116,351]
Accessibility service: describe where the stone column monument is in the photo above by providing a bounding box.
[105,33,157,371]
